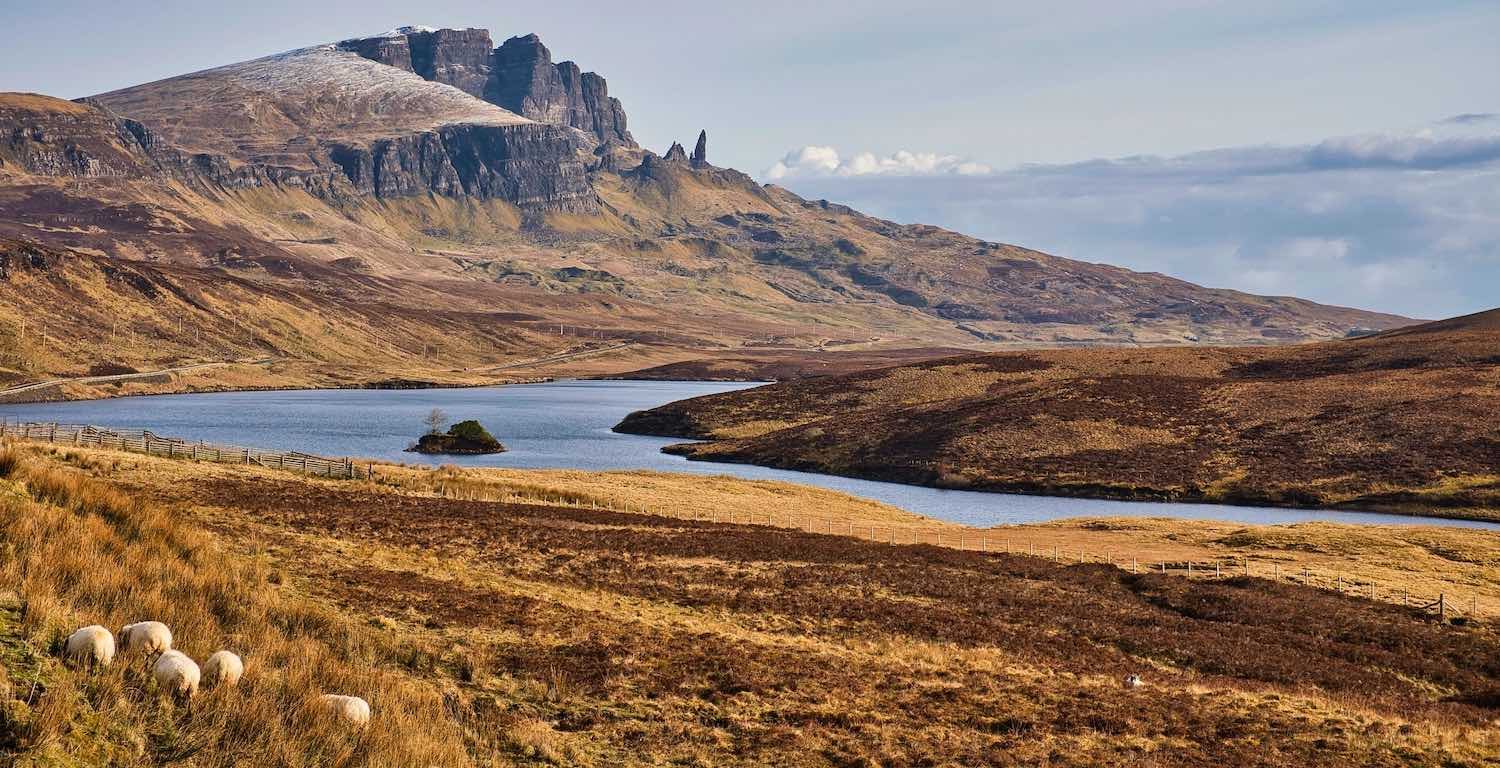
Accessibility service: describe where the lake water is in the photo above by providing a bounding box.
[4,380,1494,530]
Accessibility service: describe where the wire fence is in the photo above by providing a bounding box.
[3,419,1483,622]
[0,420,373,480]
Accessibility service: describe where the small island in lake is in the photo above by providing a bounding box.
[407,419,507,455]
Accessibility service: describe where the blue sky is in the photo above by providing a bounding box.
[2,1,1496,317]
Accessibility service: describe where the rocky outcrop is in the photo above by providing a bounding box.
[408,28,495,97]
[487,34,635,148]
[341,27,497,100]
[663,142,688,163]
[1,94,591,210]
[338,33,415,72]
[341,28,637,149]
[328,122,593,209]
[554,62,632,149]
[691,130,708,168]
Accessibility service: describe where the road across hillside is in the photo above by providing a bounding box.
[0,359,275,398]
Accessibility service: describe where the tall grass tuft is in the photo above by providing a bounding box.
[0,448,475,766]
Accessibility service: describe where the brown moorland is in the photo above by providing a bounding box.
[616,308,1500,520]
[2,441,1499,766]
[0,72,1413,400]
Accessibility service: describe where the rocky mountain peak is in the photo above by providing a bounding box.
[663,142,688,163]
[340,27,635,148]
[691,130,708,168]
[406,28,495,98]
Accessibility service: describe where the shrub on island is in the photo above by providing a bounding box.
[407,420,506,455]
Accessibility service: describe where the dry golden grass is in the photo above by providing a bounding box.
[370,462,936,528]
[0,444,472,766]
[6,439,1500,765]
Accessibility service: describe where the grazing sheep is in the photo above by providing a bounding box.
[202,650,244,688]
[1122,674,1144,690]
[317,694,371,726]
[153,650,200,699]
[64,625,115,668]
[120,621,173,654]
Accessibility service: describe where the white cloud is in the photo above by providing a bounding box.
[771,115,1500,319]
[765,146,992,180]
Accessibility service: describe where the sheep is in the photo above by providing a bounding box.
[202,650,244,689]
[64,625,115,668]
[1122,674,1144,690]
[120,621,173,654]
[153,650,200,699]
[316,694,371,727]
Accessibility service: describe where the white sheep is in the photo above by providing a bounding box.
[120,621,173,654]
[153,650,201,699]
[1122,674,1144,690]
[202,650,244,689]
[64,625,115,668]
[316,694,371,727]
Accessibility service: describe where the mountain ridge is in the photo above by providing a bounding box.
[0,26,1419,395]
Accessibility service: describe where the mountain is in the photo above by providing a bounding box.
[0,26,1414,394]
[616,309,1500,519]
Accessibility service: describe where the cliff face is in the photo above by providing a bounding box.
[409,28,496,97]
[328,122,592,209]
[1,95,157,178]
[340,28,637,149]
[3,91,591,210]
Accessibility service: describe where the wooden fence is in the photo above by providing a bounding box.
[0,420,372,480]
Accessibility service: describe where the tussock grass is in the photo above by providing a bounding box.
[7,441,1500,765]
[374,462,932,527]
[0,444,472,766]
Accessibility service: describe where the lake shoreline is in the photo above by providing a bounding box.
[646,438,1500,528]
[4,380,1494,530]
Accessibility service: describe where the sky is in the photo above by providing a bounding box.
[2,0,1496,318]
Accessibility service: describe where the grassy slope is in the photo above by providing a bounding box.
[0,91,1418,403]
[617,310,1500,520]
[3,442,1500,765]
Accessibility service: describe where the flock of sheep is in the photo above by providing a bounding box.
[63,620,370,726]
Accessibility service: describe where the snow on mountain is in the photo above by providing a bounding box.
[92,44,529,166]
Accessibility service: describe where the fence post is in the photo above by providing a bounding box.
[1439,594,1446,622]
[1188,561,1193,578]
[1131,558,1137,574]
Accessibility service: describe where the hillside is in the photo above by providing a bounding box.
[0,25,1418,396]
[3,442,1499,765]
[616,310,1500,519]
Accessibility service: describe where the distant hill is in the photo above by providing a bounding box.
[0,26,1416,392]
[617,308,1500,519]
[1371,307,1500,338]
